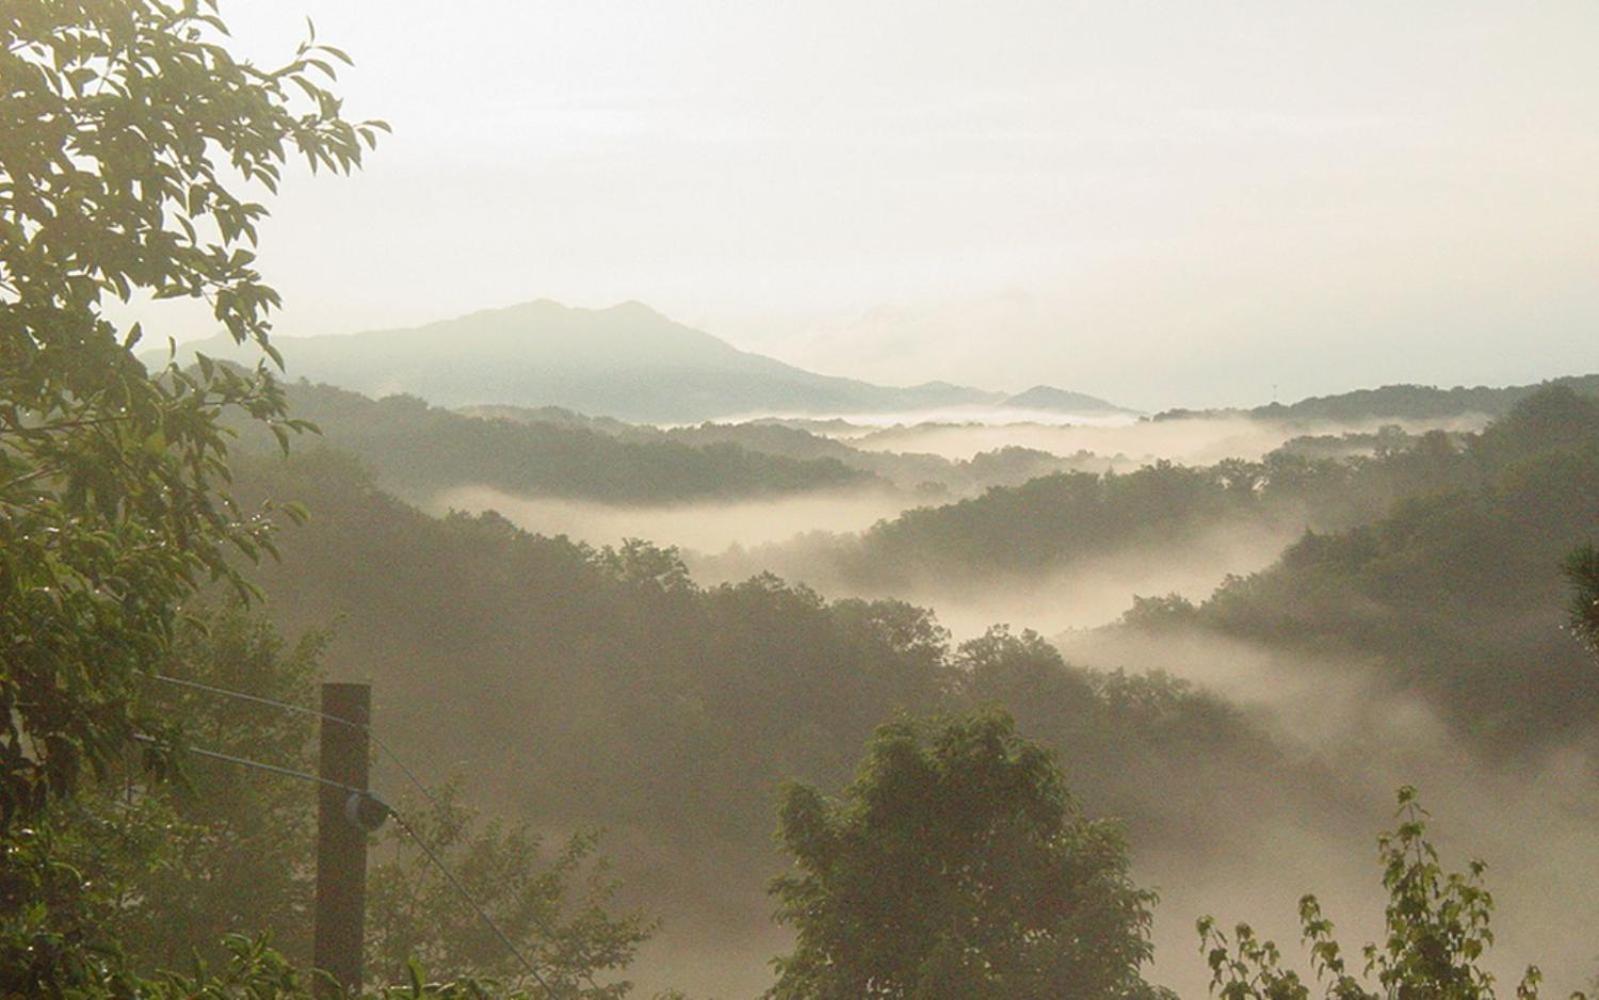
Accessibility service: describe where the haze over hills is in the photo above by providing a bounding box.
[1152,374,1599,424]
[174,299,1129,423]
[1003,384,1137,414]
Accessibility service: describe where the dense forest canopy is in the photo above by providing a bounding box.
[1109,386,1599,751]
[212,384,1599,993]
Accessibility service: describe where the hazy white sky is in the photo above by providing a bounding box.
[159,1,1599,408]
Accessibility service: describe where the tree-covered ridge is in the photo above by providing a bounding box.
[173,298,1024,423]
[230,448,1288,932]
[232,381,877,503]
[1121,386,1599,751]
[233,380,1129,506]
[779,426,1473,593]
[1153,373,1599,424]
[462,399,1113,497]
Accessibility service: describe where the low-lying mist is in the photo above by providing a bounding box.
[436,482,1303,641]
[422,408,1588,998]
[734,406,1139,433]
[1060,624,1599,998]
[842,414,1489,464]
[696,519,1301,640]
[432,484,910,553]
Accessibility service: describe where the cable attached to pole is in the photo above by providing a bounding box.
[132,732,373,799]
[386,808,565,998]
[150,673,446,814]
[139,679,573,996]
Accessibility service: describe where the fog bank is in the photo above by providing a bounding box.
[1061,625,1599,998]
[433,485,909,553]
[843,414,1489,464]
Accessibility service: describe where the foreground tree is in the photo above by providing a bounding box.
[368,783,655,997]
[766,710,1169,999]
[1,0,386,992]
[5,606,665,997]
[1199,787,1580,1000]
[0,0,385,829]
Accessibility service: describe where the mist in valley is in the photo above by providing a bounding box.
[17,4,1599,999]
[418,399,1599,997]
[433,483,911,554]
[696,519,1301,640]
[843,413,1491,465]
[1061,625,1599,997]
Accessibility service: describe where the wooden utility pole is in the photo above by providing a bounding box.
[314,682,371,996]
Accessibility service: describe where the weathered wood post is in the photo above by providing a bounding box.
[314,682,371,995]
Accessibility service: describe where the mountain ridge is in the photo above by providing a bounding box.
[1002,384,1139,415]
[170,300,1126,423]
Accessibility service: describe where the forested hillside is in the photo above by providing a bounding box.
[229,450,1309,935]
[1114,386,1599,752]
[712,424,1475,595]
[222,390,1599,991]
[231,381,875,503]
[14,2,1599,998]
[1153,374,1599,424]
[464,399,1115,495]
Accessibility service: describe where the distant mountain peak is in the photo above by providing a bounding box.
[1003,385,1135,414]
[164,299,1143,423]
[607,299,664,317]
[167,299,1019,422]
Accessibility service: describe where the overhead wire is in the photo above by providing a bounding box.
[143,673,569,995]
[151,673,446,814]
[386,808,558,996]
[130,733,375,799]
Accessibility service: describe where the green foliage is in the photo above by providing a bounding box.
[0,607,326,993]
[3,607,661,996]
[1144,386,1599,750]
[2,926,590,999]
[1,4,389,995]
[224,447,1282,939]
[0,0,382,829]
[829,433,1479,591]
[115,608,325,969]
[1564,543,1599,653]
[765,711,1170,1000]
[368,784,654,997]
[1198,788,1579,1000]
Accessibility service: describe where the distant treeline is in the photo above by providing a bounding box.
[1152,373,1599,423]
[464,400,1115,496]
[235,382,874,504]
[237,380,1110,505]
[728,423,1472,592]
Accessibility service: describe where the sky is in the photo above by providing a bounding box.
[146,1,1599,409]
